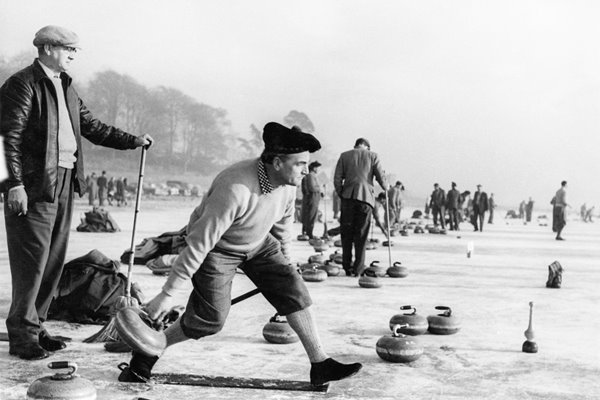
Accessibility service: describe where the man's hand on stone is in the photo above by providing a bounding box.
[142,290,174,321]
[7,186,27,216]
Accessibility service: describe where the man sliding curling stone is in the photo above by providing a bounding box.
[117,122,362,386]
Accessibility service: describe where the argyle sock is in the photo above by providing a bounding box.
[286,307,328,363]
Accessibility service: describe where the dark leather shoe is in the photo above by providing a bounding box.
[118,352,159,383]
[39,331,67,351]
[9,342,50,360]
[310,358,362,386]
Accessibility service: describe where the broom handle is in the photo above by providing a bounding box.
[126,145,148,297]
[384,188,392,269]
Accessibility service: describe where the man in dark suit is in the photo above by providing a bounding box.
[446,182,461,231]
[334,138,386,276]
[301,161,322,239]
[472,184,489,232]
[429,183,446,230]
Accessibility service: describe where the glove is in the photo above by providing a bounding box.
[134,134,154,148]
[7,186,27,216]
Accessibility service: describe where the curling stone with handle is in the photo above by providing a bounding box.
[387,261,408,278]
[262,313,299,344]
[27,361,97,400]
[389,305,428,335]
[427,306,461,335]
[376,324,424,363]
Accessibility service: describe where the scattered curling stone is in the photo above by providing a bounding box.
[382,240,394,247]
[427,306,461,335]
[262,313,299,344]
[333,239,342,247]
[369,238,380,244]
[297,234,310,241]
[387,261,408,278]
[358,269,382,288]
[367,260,387,277]
[366,241,378,250]
[27,361,97,400]
[376,324,424,363]
[318,260,341,276]
[400,229,409,237]
[311,239,330,253]
[413,225,425,234]
[299,262,321,272]
[522,301,538,353]
[308,253,327,264]
[389,229,398,237]
[329,250,343,265]
[427,226,441,234]
[302,265,328,282]
[389,305,428,335]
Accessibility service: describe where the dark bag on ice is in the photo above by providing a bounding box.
[48,249,142,323]
[76,207,120,232]
[546,261,563,289]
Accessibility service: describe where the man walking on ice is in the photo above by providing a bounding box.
[118,122,362,386]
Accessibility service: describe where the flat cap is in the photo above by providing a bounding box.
[309,161,322,170]
[33,25,80,48]
[263,122,321,154]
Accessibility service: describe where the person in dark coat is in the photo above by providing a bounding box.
[525,197,534,223]
[97,170,108,206]
[472,184,489,232]
[552,181,568,240]
[334,138,386,276]
[429,183,446,230]
[1,25,152,360]
[87,172,98,206]
[446,182,461,231]
[488,193,496,224]
[301,161,322,239]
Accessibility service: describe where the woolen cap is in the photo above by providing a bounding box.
[33,25,80,48]
[309,161,322,170]
[263,122,321,154]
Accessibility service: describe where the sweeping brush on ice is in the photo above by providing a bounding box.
[84,145,148,343]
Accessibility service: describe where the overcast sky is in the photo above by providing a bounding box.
[1,0,599,208]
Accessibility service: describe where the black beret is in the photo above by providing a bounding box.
[309,161,322,170]
[263,122,321,154]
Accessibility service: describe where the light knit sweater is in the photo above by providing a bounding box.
[162,158,296,295]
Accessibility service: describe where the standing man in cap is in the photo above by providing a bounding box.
[334,138,386,276]
[446,182,461,231]
[0,25,153,360]
[301,160,322,239]
[552,180,569,240]
[388,181,404,226]
[472,184,489,232]
[118,122,362,386]
[429,183,446,230]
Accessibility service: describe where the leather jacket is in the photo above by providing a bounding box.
[0,60,138,203]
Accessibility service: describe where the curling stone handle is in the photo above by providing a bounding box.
[370,260,380,267]
[48,361,77,375]
[393,261,402,266]
[400,305,417,315]
[435,305,452,316]
[391,324,409,336]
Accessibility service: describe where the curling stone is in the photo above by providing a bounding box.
[389,305,427,335]
[414,225,425,234]
[376,324,424,363]
[297,234,310,241]
[427,306,461,335]
[399,229,409,237]
[115,306,167,356]
[387,261,408,278]
[262,313,299,344]
[427,226,441,234]
[318,260,341,276]
[389,229,398,237]
[27,361,97,400]
[333,239,342,247]
[311,239,330,253]
[302,266,328,282]
[298,262,321,272]
[308,253,327,264]
[369,238,380,244]
[329,250,343,265]
[358,269,382,288]
[366,241,378,250]
[382,240,394,247]
[367,260,387,277]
